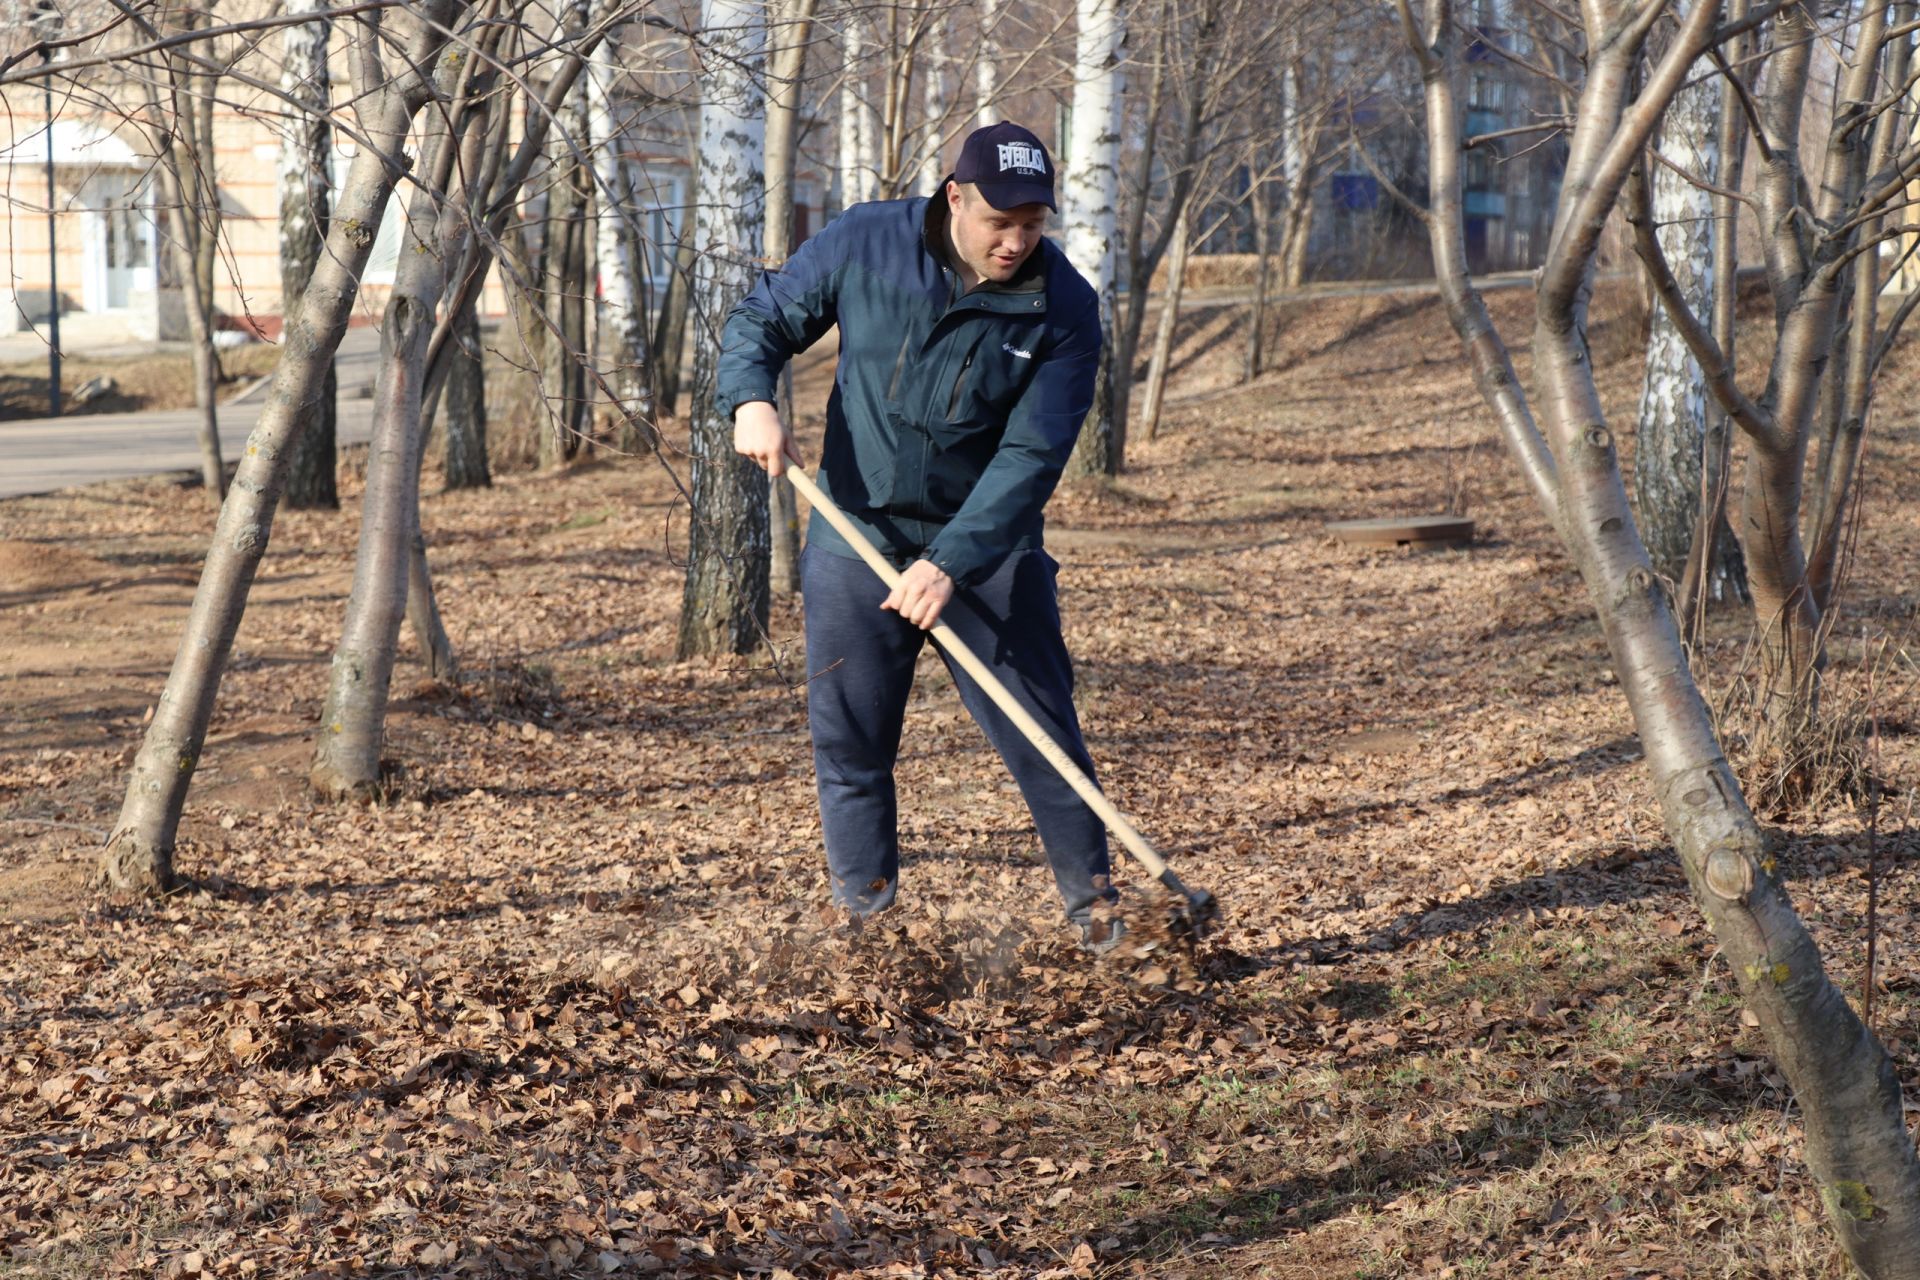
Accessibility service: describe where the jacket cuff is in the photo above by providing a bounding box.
[719,389,778,422]
[921,543,989,588]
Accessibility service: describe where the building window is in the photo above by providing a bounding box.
[1465,149,1496,191]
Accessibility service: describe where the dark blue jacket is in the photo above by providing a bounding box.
[716,195,1101,587]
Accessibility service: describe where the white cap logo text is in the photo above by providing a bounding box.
[996,142,1047,175]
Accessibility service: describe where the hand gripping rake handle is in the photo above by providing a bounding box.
[787,467,1214,919]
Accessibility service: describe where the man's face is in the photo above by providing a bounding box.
[946,182,1049,283]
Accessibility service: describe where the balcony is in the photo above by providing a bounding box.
[1463,190,1507,218]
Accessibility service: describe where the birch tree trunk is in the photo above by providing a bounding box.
[1405,4,1920,1271]
[1679,0,1753,632]
[1277,56,1312,289]
[539,3,593,467]
[1062,0,1125,479]
[974,0,1002,128]
[103,0,461,892]
[837,22,863,208]
[1140,205,1189,443]
[1633,58,1719,589]
[279,0,338,510]
[851,13,881,202]
[1243,179,1272,383]
[677,0,770,658]
[588,35,656,452]
[764,0,817,597]
[917,25,949,194]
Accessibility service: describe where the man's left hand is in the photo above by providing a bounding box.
[881,559,955,630]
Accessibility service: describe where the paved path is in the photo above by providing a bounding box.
[0,328,382,501]
[0,275,1539,503]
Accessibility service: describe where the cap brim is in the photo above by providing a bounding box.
[976,180,1057,213]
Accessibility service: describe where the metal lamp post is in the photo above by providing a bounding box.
[36,5,62,417]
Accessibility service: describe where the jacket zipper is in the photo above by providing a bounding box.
[946,350,975,419]
[884,331,911,402]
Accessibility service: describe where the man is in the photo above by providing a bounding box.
[720,121,1120,948]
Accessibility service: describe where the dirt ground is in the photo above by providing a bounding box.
[1,281,1917,1279]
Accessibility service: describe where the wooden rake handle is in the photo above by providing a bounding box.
[786,466,1185,889]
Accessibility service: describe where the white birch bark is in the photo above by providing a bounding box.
[974,0,1002,129]
[1279,61,1304,195]
[588,36,656,435]
[677,0,769,657]
[1062,0,1125,477]
[835,25,859,211]
[850,15,881,202]
[1633,58,1720,587]
[917,22,949,194]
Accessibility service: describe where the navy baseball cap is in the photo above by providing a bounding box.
[951,122,1057,212]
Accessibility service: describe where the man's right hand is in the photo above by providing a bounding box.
[733,400,804,477]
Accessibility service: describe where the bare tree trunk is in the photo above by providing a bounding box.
[312,72,479,798]
[1109,10,1167,469]
[405,525,459,681]
[837,17,864,207]
[878,3,911,194]
[539,16,592,468]
[1406,5,1920,1271]
[1276,52,1312,289]
[973,0,1002,128]
[764,0,817,596]
[588,34,657,453]
[1808,4,1915,615]
[853,11,882,201]
[677,0,770,658]
[1633,53,1719,589]
[146,16,226,504]
[1063,0,1126,479]
[916,19,949,194]
[1679,0,1753,634]
[653,237,696,418]
[443,294,492,488]
[180,254,225,501]
[279,0,338,510]
[1140,206,1189,443]
[1243,179,1272,384]
[1738,8,1828,734]
[1278,149,1317,289]
[170,14,226,499]
[103,0,461,892]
